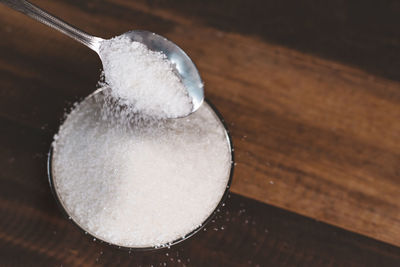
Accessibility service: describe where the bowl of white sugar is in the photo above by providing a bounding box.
[48,89,234,250]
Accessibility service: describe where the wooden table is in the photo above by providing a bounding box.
[1,0,399,266]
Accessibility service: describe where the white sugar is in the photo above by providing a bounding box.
[99,35,193,118]
[52,93,231,247]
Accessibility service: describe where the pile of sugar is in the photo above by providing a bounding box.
[52,93,231,247]
[99,35,193,118]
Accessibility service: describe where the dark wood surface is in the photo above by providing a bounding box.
[1,117,400,266]
[1,0,400,266]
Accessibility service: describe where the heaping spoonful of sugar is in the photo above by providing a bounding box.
[2,0,204,118]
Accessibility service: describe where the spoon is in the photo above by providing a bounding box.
[1,0,204,115]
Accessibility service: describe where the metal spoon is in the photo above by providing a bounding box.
[1,0,204,116]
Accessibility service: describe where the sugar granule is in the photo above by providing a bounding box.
[52,93,231,247]
[99,35,193,118]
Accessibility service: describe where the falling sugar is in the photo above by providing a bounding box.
[51,92,231,247]
[99,35,193,118]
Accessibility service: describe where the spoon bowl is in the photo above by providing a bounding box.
[109,30,204,114]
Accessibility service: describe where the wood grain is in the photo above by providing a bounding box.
[0,0,399,263]
[1,117,400,266]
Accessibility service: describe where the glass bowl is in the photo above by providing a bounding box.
[47,91,234,251]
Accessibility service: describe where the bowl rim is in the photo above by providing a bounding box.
[47,95,235,251]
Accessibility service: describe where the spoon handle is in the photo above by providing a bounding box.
[0,0,103,52]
